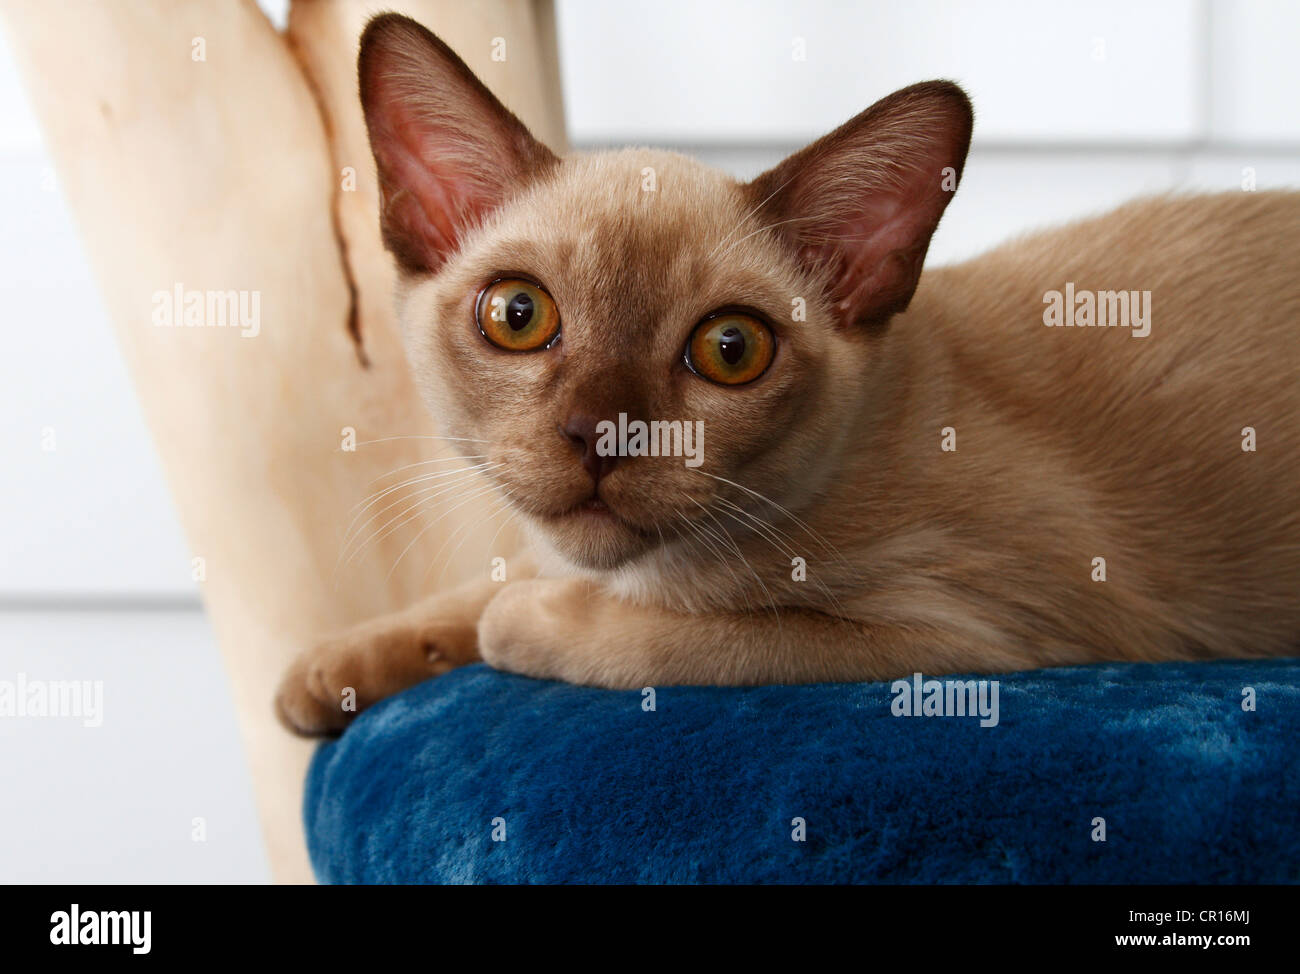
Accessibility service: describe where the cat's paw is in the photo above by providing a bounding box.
[477,578,593,682]
[275,616,477,737]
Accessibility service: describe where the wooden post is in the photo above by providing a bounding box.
[1,0,565,883]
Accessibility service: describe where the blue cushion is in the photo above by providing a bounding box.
[304,659,1300,883]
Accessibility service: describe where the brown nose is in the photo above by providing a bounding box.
[561,414,618,485]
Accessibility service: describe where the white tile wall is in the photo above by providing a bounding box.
[0,609,269,883]
[1208,0,1300,142]
[557,0,1206,144]
[0,153,196,597]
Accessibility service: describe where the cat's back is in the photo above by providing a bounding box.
[904,191,1299,646]
[919,190,1300,431]
[930,189,1299,341]
[987,188,1299,273]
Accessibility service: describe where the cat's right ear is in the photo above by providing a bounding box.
[358,15,558,274]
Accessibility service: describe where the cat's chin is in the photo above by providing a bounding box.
[531,501,659,571]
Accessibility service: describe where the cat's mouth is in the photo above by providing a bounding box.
[554,493,617,523]
[544,492,650,536]
[574,497,612,516]
[522,486,663,569]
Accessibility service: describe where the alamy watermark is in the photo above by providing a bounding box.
[595,413,704,468]
[0,673,103,727]
[151,283,261,338]
[891,672,1000,727]
[50,905,150,954]
[1043,283,1151,338]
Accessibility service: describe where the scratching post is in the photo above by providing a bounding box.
[1,0,565,883]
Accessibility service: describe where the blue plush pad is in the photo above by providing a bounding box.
[305,659,1300,883]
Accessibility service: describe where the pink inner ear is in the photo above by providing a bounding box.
[369,69,504,273]
[826,188,944,326]
[380,122,484,269]
[360,17,556,274]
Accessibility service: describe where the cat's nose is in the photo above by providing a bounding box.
[561,414,618,485]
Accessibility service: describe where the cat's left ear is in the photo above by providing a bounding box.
[747,82,973,328]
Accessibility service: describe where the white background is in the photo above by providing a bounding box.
[1,0,1297,882]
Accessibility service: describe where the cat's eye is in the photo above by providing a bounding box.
[684,312,775,386]
[476,278,561,351]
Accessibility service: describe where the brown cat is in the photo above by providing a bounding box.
[276,14,1300,736]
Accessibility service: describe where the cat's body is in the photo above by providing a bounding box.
[820,190,1300,669]
[276,15,1299,735]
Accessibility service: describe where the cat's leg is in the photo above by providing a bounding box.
[478,578,1003,688]
[276,570,523,736]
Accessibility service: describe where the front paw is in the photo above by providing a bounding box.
[275,616,477,737]
[477,579,591,682]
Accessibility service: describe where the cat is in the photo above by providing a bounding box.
[276,13,1300,736]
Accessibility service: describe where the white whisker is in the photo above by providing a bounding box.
[690,468,848,567]
[713,214,824,263]
[706,169,802,260]
[385,479,505,581]
[712,497,850,619]
[345,460,493,521]
[352,434,491,448]
[337,463,500,570]
[673,508,755,618]
[362,453,489,489]
[429,489,517,588]
[344,470,499,568]
[682,502,781,628]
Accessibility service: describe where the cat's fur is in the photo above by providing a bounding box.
[277,14,1299,735]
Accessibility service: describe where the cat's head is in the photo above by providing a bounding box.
[359,15,972,573]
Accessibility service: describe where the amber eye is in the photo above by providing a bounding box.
[476,278,561,351]
[685,312,775,385]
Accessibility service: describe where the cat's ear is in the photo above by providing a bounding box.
[747,82,972,328]
[358,14,558,274]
